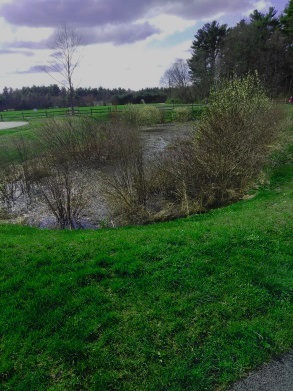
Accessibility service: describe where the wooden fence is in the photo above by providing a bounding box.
[0,104,204,122]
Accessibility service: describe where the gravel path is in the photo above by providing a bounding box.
[227,352,293,390]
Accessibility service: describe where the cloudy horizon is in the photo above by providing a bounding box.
[0,0,289,91]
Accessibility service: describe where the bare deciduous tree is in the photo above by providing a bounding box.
[44,25,84,114]
[160,59,193,102]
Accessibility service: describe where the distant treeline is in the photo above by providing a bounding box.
[0,85,170,111]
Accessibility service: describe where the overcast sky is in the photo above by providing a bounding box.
[0,0,289,91]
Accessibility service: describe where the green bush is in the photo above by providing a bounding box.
[172,106,193,122]
[194,74,284,203]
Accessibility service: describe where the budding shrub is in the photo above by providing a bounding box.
[33,159,88,229]
[29,117,100,228]
[101,119,149,225]
[149,75,284,218]
[193,74,283,205]
[0,165,19,209]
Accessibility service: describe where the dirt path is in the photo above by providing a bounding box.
[0,121,28,130]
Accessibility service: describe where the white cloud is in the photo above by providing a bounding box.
[75,39,192,90]
[148,14,196,38]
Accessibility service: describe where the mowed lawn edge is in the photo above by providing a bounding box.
[0,142,292,390]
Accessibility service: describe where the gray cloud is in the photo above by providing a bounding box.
[0,48,34,56]
[5,39,49,50]
[1,0,258,28]
[0,21,159,50]
[14,66,42,74]
[160,0,255,20]
[82,22,160,45]
[6,22,160,50]
[0,0,276,48]
[14,65,57,74]
[0,0,151,28]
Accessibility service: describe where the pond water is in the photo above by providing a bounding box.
[2,122,195,228]
[141,122,194,156]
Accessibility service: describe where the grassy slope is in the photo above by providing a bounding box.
[0,120,42,165]
[0,124,292,390]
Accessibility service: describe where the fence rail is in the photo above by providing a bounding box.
[0,104,204,122]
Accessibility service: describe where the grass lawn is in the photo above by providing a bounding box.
[0,119,292,390]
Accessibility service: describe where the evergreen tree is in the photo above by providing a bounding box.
[188,21,227,99]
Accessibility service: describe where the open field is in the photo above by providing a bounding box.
[0,117,292,389]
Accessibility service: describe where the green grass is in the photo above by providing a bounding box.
[0,128,292,390]
[0,120,44,165]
